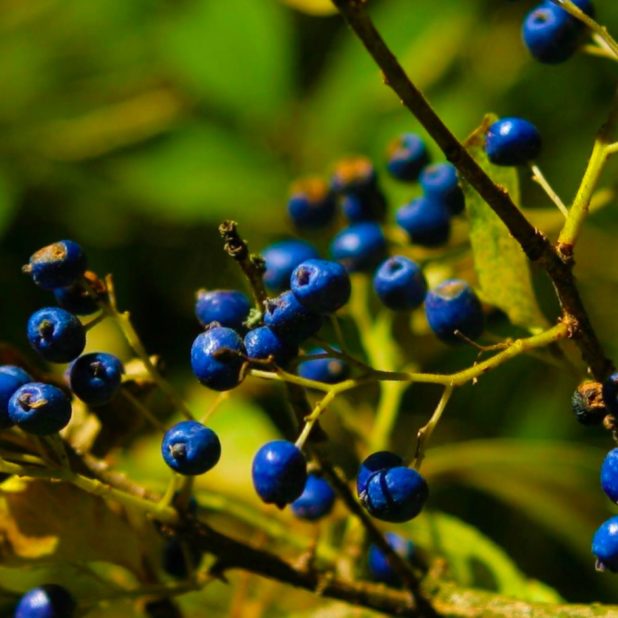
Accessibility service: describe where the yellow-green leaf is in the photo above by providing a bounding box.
[280,0,337,16]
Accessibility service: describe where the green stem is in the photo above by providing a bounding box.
[412,386,454,469]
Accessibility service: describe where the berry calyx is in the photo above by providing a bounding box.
[14,584,76,618]
[484,117,542,166]
[69,352,124,406]
[23,240,87,291]
[27,307,86,364]
[373,256,427,311]
[8,382,72,435]
[161,420,221,475]
[194,289,251,330]
[290,259,351,314]
[291,473,336,521]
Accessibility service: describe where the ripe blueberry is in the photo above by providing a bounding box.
[592,516,618,572]
[190,326,246,391]
[244,326,298,366]
[23,240,87,291]
[424,279,484,343]
[53,272,102,316]
[356,451,404,496]
[14,584,76,618]
[69,352,124,406]
[373,256,427,311]
[8,382,72,435]
[291,473,336,521]
[386,133,431,182]
[485,117,542,166]
[298,347,350,384]
[601,448,618,504]
[330,222,387,272]
[27,307,86,364]
[396,197,451,247]
[261,240,319,292]
[252,440,307,507]
[290,259,351,314]
[161,420,221,475]
[419,163,465,215]
[572,380,606,426]
[194,289,251,330]
[368,532,415,586]
[288,177,337,229]
[263,291,323,345]
[0,365,32,429]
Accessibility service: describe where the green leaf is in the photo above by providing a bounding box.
[463,115,548,331]
[280,0,337,16]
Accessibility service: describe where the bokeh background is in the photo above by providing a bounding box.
[2,0,618,614]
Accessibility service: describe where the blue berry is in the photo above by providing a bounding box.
[356,451,404,496]
[0,365,32,429]
[288,177,337,229]
[360,466,428,523]
[263,291,323,345]
[162,537,202,578]
[485,117,542,166]
[368,532,415,586]
[14,584,76,618]
[244,326,298,366]
[601,448,618,503]
[386,133,431,182]
[53,272,101,316]
[602,372,618,415]
[291,473,336,521]
[290,259,351,314]
[190,326,246,391]
[419,163,465,215]
[161,420,221,475]
[298,347,350,384]
[396,197,451,247]
[195,289,251,330]
[8,383,72,435]
[592,516,618,572]
[341,192,388,223]
[69,352,124,406]
[261,240,319,292]
[572,380,606,426]
[330,223,387,272]
[252,440,307,507]
[27,307,86,364]
[425,279,484,343]
[373,256,427,311]
[24,240,87,291]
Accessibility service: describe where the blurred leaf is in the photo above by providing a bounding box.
[0,171,17,238]
[463,115,548,331]
[157,0,293,125]
[280,0,337,16]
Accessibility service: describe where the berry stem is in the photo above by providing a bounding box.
[529,163,568,217]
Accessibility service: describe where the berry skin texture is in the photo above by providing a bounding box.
[424,279,484,344]
[602,372,618,415]
[27,307,86,364]
[24,240,87,291]
[396,197,451,247]
[592,516,618,572]
[263,291,323,345]
[8,382,72,436]
[261,240,319,292]
[244,326,298,366]
[368,532,415,586]
[419,163,465,215]
[374,256,427,311]
[190,327,246,391]
[161,420,221,476]
[572,380,606,426]
[291,473,336,521]
[69,352,124,406]
[360,466,429,523]
[330,222,387,272]
[194,289,251,330]
[252,440,307,508]
[298,347,350,384]
[357,451,404,496]
[386,133,431,182]
[0,365,32,429]
[14,584,76,618]
[290,259,351,314]
[288,177,337,229]
[601,448,618,504]
[485,117,542,166]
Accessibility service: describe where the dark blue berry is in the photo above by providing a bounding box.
[24,241,87,291]
[8,383,72,435]
[386,133,431,182]
[27,307,86,364]
[161,420,221,475]
[53,275,100,316]
[572,380,606,425]
[288,177,337,229]
[592,516,618,572]
[330,223,387,272]
[298,347,350,384]
[244,326,298,366]
[291,473,336,521]
[262,240,319,292]
[373,256,427,311]
[0,365,32,429]
[263,291,323,345]
[252,440,307,507]
[194,289,251,330]
[485,117,542,166]
[601,448,618,503]
[14,584,76,618]
[69,352,124,406]
[368,532,415,586]
[341,192,388,223]
[290,259,351,314]
[190,326,246,391]
[396,197,451,247]
[360,466,428,523]
[424,279,484,343]
[356,451,404,496]
[162,537,202,578]
[602,372,618,415]
[419,163,465,215]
